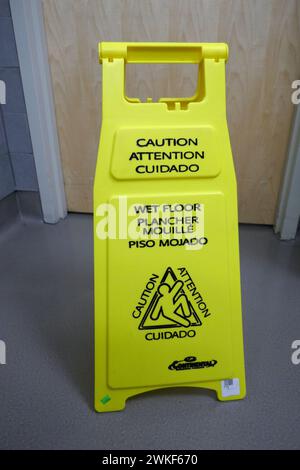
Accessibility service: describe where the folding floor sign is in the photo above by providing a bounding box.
[94,42,246,412]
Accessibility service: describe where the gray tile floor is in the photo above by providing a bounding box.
[0,214,300,450]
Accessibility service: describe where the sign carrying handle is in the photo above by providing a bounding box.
[99,42,228,64]
[99,42,228,112]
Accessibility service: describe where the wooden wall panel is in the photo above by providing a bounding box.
[42,0,300,224]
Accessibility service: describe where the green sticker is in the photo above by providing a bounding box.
[100,394,111,405]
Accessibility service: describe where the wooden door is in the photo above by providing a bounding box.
[42,0,300,224]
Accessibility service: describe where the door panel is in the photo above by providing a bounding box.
[43,0,300,224]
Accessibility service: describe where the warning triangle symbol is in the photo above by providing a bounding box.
[139,267,202,330]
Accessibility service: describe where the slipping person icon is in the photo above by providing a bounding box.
[150,280,191,327]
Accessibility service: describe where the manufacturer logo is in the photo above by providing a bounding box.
[168,356,217,371]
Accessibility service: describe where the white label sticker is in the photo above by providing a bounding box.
[221,378,240,397]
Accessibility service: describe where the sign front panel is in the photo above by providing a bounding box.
[107,193,233,389]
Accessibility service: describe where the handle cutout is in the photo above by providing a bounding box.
[125,63,201,108]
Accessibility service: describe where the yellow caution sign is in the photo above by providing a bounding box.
[94,42,246,412]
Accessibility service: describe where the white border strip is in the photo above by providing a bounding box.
[10,0,67,223]
[275,105,300,240]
